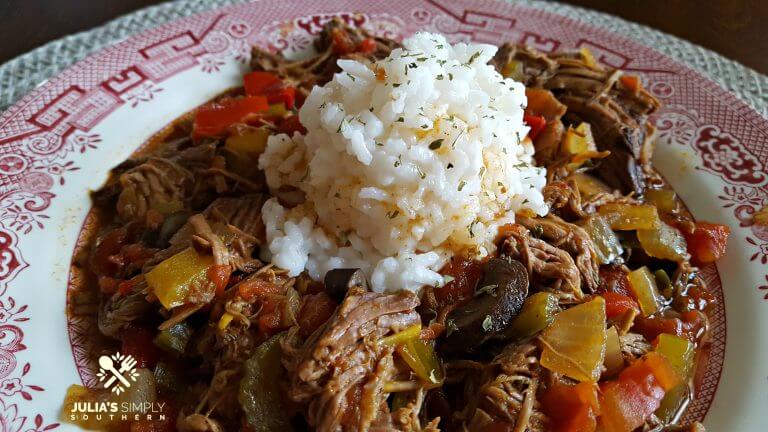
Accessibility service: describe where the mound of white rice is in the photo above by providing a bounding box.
[258,32,547,293]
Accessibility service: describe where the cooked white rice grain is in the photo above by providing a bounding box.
[259,32,547,293]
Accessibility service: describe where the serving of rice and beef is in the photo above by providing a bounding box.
[66,19,729,432]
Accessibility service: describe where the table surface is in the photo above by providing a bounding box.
[1,0,766,75]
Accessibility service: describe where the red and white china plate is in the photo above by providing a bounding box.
[0,0,765,430]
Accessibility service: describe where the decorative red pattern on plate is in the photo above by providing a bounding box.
[693,125,767,185]
[0,0,764,426]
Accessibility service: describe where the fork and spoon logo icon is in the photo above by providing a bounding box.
[96,352,139,395]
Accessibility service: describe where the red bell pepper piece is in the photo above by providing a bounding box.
[243,71,282,96]
[599,352,679,432]
[193,96,269,138]
[523,113,547,140]
[542,382,601,432]
[270,86,296,110]
[244,71,296,109]
[601,291,640,320]
[680,221,730,265]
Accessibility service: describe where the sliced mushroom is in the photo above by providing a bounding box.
[323,268,368,302]
[439,258,529,354]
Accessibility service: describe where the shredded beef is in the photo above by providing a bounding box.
[464,343,547,432]
[501,225,584,302]
[517,214,600,293]
[115,143,216,225]
[282,287,420,432]
[493,45,661,196]
[251,18,399,99]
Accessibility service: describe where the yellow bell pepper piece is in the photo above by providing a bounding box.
[397,338,443,385]
[218,312,235,330]
[598,204,661,231]
[645,189,678,214]
[60,385,112,429]
[570,172,612,199]
[145,247,214,309]
[562,123,597,155]
[753,205,768,225]
[267,103,288,117]
[225,126,270,159]
[580,47,598,68]
[540,297,607,382]
[501,60,524,81]
[379,323,421,347]
[637,221,688,262]
[627,266,661,316]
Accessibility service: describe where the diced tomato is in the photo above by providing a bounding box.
[601,292,639,320]
[599,352,679,432]
[523,113,547,140]
[357,38,377,55]
[297,292,337,338]
[542,382,600,432]
[121,325,161,369]
[633,310,706,344]
[193,96,269,138]
[596,265,633,298]
[92,228,128,277]
[619,75,641,92]
[237,277,283,301]
[207,265,231,297]
[680,221,730,266]
[257,297,284,337]
[434,258,484,308]
[277,115,307,135]
[628,351,679,390]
